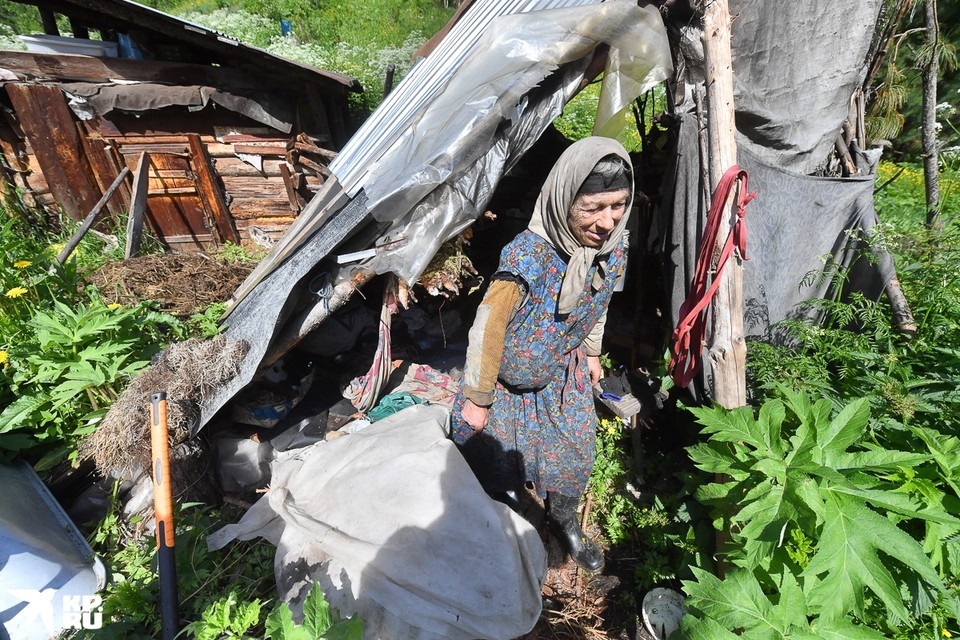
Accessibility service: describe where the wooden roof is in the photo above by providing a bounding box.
[8,0,362,93]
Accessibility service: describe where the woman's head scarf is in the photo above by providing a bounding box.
[528,136,633,315]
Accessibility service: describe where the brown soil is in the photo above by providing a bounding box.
[518,493,657,640]
[88,251,254,317]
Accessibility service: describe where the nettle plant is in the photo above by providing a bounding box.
[678,389,960,638]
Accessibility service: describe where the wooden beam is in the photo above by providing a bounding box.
[702,0,746,409]
[125,152,149,258]
[0,51,288,91]
[188,133,239,245]
[40,8,60,35]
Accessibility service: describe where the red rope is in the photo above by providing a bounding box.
[668,166,755,389]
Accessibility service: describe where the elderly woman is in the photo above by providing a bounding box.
[451,136,632,572]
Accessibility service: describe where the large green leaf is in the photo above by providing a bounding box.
[0,394,46,433]
[690,404,768,450]
[682,567,786,637]
[803,491,945,624]
[816,398,870,467]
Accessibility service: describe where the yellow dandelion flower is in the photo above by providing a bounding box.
[0,350,8,365]
[944,628,952,638]
[13,260,32,269]
[5,287,27,298]
[107,303,122,309]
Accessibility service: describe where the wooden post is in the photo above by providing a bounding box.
[126,152,150,259]
[702,0,746,410]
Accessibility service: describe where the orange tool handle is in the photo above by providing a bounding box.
[150,392,175,548]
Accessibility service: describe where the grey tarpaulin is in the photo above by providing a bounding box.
[728,0,884,175]
[207,404,547,640]
[195,0,672,433]
[61,82,295,132]
[659,113,895,393]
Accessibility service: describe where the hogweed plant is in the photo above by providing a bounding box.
[679,389,960,638]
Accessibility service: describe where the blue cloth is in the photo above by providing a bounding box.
[452,230,625,497]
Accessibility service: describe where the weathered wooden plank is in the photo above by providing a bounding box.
[229,199,301,218]
[221,175,286,195]
[214,157,284,177]
[189,133,239,245]
[0,51,292,90]
[298,154,331,177]
[149,186,198,196]
[293,140,337,161]
[279,162,301,212]
[233,144,287,156]
[125,152,149,258]
[5,83,102,220]
[117,143,190,154]
[110,135,212,145]
[77,123,126,217]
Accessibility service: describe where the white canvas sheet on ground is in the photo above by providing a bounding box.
[208,404,547,640]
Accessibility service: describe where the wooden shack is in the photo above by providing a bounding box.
[0,0,361,251]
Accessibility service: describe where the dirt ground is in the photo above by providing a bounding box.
[516,491,658,640]
[88,251,254,317]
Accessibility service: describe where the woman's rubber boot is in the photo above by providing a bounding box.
[546,492,604,572]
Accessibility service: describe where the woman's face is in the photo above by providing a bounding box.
[567,188,630,248]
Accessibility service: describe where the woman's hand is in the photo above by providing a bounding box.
[461,398,490,432]
[587,355,603,386]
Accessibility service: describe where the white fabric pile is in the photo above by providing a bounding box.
[209,404,546,639]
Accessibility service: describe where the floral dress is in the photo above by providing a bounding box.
[452,230,626,498]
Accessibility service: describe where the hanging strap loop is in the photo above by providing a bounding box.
[668,166,755,389]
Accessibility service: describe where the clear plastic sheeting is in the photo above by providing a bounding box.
[208,405,547,640]
[353,0,671,283]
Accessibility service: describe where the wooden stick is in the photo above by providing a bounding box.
[57,166,130,264]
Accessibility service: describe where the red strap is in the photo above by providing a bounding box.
[668,166,755,388]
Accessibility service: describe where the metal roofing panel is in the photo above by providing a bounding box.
[329,0,601,192]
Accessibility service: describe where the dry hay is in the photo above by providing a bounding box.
[89,252,254,317]
[79,335,248,478]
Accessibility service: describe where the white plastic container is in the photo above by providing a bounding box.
[19,34,118,57]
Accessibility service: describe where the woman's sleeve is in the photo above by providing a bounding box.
[582,307,607,357]
[462,277,525,406]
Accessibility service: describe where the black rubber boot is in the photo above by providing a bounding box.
[546,492,604,572]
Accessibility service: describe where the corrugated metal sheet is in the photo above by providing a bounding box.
[329,0,601,193]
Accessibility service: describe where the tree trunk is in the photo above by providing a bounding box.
[922,0,941,230]
[702,0,746,409]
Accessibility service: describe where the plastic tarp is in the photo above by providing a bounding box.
[657,0,891,395]
[208,405,547,640]
[196,0,671,432]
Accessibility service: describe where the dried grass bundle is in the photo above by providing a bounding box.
[79,335,248,476]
